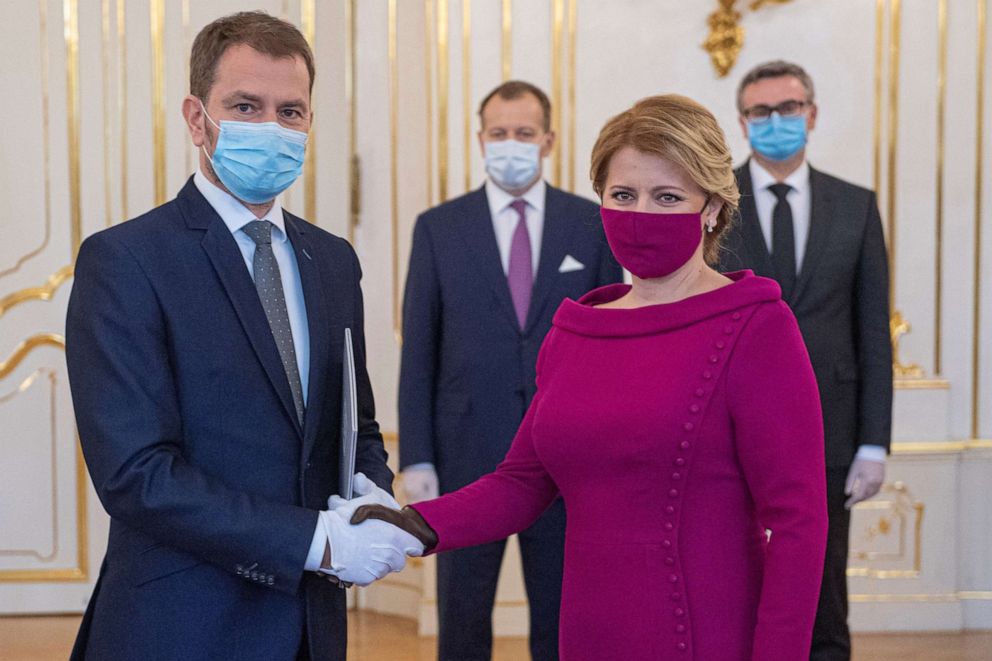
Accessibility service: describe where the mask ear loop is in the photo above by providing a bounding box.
[198,99,222,164]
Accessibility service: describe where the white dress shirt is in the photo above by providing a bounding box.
[193,171,329,570]
[485,178,547,275]
[749,159,812,273]
[747,161,885,464]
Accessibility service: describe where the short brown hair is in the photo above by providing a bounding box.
[478,80,552,132]
[190,11,315,102]
[590,95,739,265]
[736,60,815,113]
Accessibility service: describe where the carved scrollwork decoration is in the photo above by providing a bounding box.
[703,0,795,78]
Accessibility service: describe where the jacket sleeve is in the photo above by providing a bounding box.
[409,337,560,552]
[398,214,442,469]
[726,302,828,661]
[348,246,395,493]
[854,193,893,450]
[65,232,317,595]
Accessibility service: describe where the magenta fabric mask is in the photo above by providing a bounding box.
[600,206,704,279]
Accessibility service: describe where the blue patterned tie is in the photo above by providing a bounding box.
[243,220,305,425]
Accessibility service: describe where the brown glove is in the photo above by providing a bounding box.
[350,505,439,553]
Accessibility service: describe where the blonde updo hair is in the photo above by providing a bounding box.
[590,94,739,265]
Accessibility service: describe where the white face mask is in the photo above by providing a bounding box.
[484,139,541,191]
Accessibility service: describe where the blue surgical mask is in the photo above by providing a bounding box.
[747,113,807,161]
[201,102,308,204]
[484,139,541,191]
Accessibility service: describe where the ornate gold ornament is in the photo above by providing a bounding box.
[890,309,925,379]
[703,0,794,77]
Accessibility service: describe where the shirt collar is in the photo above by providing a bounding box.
[749,158,810,196]
[485,177,547,215]
[194,169,287,242]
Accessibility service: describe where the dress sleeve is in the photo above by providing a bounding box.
[726,301,828,661]
[410,335,560,553]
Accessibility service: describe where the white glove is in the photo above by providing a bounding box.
[844,457,885,509]
[327,472,400,518]
[317,509,424,586]
[402,465,439,503]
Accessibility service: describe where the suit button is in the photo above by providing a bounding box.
[306,461,312,469]
[250,571,258,581]
[235,564,244,575]
[267,576,275,586]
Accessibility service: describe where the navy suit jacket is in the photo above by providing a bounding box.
[66,177,392,661]
[719,162,892,467]
[399,184,621,491]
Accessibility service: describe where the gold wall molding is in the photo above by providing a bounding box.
[0,0,53,280]
[934,0,948,375]
[893,377,950,390]
[424,0,435,207]
[702,0,794,78]
[390,0,400,337]
[551,0,564,188]
[437,0,450,202]
[117,0,128,220]
[0,335,86,584]
[0,265,73,320]
[101,0,113,228]
[847,481,923,579]
[346,0,359,243]
[462,0,472,195]
[149,0,166,207]
[501,0,511,81]
[566,0,576,192]
[972,0,986,439]
[64,0,81,256]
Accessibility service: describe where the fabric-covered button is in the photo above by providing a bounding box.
[674,457,686,467]
[676,624,687,633]
[683,422,694,432]
[664,522,674,531]
[709,355,719,364]
[669,489,680,498]
[724,325,734,334]
[669,574,679,583]
[732,312,742,320]
[671,592,681,601]
[694,388,705,397]
[715,340,726,350]
[662,539,672,548]
[674,608,685,617]
[689,404,700,413]
[680,441,690,450]
[672,472,681,481]
[702,370,712,380]
[665,505,675,514]
[665,557,675,566]
[677,642,688,651]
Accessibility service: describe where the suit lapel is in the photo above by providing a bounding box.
[523,187,570,335]
[791,167,835,304]
[284,214,331,462]
[182,181,304,438]
[735,163,776,279]
[458,187,521,331]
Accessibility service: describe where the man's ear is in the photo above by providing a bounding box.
[540,130,556,159]
[182,95,208,148]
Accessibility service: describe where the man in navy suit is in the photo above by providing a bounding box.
[718,61,892,661]
[399,80,622,661]
[65,12,419,661]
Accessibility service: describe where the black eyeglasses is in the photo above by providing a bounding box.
[741,100,810,122]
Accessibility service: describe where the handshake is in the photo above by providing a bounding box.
[315,473,438,587]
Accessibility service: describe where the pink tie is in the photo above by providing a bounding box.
[507,199,533,328]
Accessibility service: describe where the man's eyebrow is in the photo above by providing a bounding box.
[221,91,264,105]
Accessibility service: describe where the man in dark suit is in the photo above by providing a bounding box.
[65,12,419,661]
[719,60,893,661]
[399,80,622,660]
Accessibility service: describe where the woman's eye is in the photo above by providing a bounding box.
[610,191,633,202]
[658,193,682,203]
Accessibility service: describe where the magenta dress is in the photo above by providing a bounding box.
[412,271,828,660]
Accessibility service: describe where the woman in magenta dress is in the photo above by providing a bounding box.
[356,94,827,660]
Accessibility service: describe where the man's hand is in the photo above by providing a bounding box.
[844,457,885,509]
[317,509,424,586]
[401,465,439,503]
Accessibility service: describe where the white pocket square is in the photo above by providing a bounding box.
[558,255,585,273]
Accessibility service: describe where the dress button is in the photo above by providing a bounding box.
[672,472,681,480]
[662,540,672,548]
[665,505,675,514]
[669,489,679,498]
[724,325,734,335]
[675,457,686,467]
[676,624,687,633]
[683,422,694,432]
[689,404,700,413]
[709,355,719,364]
[674,608,685,617]
[677,642,688,651]
[694,388,705,397]
[732,312,742,320]
[664,522,674,531]
[669,574,679,583]
[671,592,681,601]
[665,557,675,566]
[680,441,690,450]
[702,370,712,380]
[715,340,726,350]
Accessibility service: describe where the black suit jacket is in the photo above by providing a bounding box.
[399,184,622,490]
[719,161,892,468]
[66,177,391,661]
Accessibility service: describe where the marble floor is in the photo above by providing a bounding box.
[1,612,990,660]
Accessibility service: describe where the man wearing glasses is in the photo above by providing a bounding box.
[719,60,892,661]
